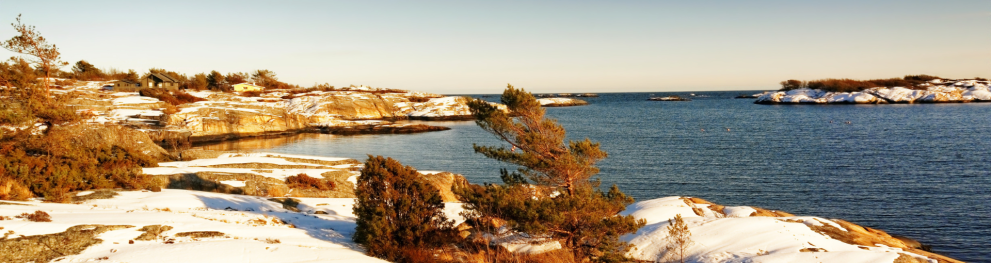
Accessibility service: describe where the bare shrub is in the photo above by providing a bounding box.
[16,210,52,222]
[285,173,334,191]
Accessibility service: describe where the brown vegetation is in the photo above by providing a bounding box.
[175,231,226,239]
[458,85,645,262]
[665,214,693,263]
[16,210,52,222]
[779,75,944,92]
[139,88,204,106]
[285,173,335,191]
[71,189,118,202]
[135,225,173,241]
[353,156,456,263]
[2,14,67,95]
[0,126,158,202]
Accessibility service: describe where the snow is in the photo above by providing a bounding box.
[113,96,160,105]
[218,152,351,163]
[109,109,164,119]
[619,197,934,263]
[722,206,756,218]
[0,190,388,263]
[0,188,943,263]
[407,97,472,118]
[756,79,990,104]
[158,157,319,168]
[220,180,247,187]
[536,98,582,106]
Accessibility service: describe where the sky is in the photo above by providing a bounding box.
[0,0,988,94]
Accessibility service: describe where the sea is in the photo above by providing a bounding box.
[196,91,991,262]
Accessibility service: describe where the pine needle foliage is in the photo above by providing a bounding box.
[2,14,68,96]
[466,85,607,195]
[353,155,455,262]
[664,214,694,263]
[459,84,646,262]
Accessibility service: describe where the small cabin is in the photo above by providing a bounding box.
[144,73,180,90]
[109,79,141,92]
[233,83,264,92]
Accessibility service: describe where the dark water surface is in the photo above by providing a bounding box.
[199,92,991,262]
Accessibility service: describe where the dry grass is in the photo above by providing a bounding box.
[795,219,962,263]
[894,253,934,263]
[72,189,118,202]
[0,224,133,263]
[135,225,173,241]
[175,231,227,239]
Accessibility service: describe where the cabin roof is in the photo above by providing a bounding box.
[148,73,180,83]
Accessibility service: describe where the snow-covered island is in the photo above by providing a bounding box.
[755,79,991,104]
[536,97,589,107]
[0,153,962,263]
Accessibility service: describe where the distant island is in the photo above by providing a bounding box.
[755,75,991,104]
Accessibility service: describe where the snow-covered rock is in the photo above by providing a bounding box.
[620,197,956,263]
[756,79,991,104]
[536,97,588,107]
[60,81,495,142]
[1,192,959,263]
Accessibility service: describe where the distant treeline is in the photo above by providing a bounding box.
[778,75,980,92]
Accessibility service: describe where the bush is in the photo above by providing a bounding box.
[285,173,334,191]
[16,211,52,222]
[0,129,156,202]
[139,88,204,106]
[407,96,432,103]
[353,156,455,262]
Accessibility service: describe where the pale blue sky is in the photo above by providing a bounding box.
[1,1,988,94]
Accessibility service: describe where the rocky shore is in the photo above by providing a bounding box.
[755,79,991,104]
[58,83,500,144]
[0,152,962,263]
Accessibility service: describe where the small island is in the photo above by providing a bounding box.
[648,95,691,101]
[536,97,589,107]
[756,75,991,104]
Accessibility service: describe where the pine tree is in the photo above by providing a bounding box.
[2,14,68,96]
[459,84,646,262]
[353,155,454,262]
[664,214,694,263]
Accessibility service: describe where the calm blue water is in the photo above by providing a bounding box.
[200,91,991,262]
